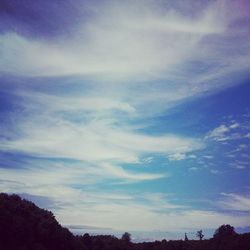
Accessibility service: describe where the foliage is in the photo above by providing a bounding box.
[122,232,131,243]
[213,224,237,239]
[196,230,204,240]
[0,193,81,250]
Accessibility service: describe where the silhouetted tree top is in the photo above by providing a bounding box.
[122,232,131,243]
[213,224,237,239]
[196,230,204,240]
[0,193,77,250]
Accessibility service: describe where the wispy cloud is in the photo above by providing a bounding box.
[245,133,250,139]
[219,193,250,212]
[0,0,249,88]
[0,1,226,77]
[0,159,165,187]
[206,122,240,141]
[1,111,203,163]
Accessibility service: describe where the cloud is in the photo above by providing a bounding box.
[210,169,220,175]
[202,116,250,175]
[0,0,249,90]
[206,122,241,141]
[0,0,248,127]
[0,92,204,165]
[0,159,165,188]
[0,0,249,121]
[189,167,199,171]
[168,153,187,161]
[206,124,231,141]
[234,165,246,170]
[20,91,136,114]
[245,133,250,139]
[218,193,250,212]
[0,1,226,77]
[203,155,214,159]
[1,118,203,163]
[100,163,166,182]
[61,207,249,236]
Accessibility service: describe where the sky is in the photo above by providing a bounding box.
[0,0,250,241]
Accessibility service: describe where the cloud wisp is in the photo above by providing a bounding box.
[219,193,250,212]
[0,0,249,88]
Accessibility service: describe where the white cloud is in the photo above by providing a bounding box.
[0,0,248,98]
[1,104,204,165]
[189,167,199,171]
[206,124,230,141]
[203,155,214,159]
[0,0,249,122]
[142,157,154,164]
[188,154,197,159]
[229,123,239,129]
[0,159,164,188]
[245,133,250,139]
[0,1,227,78]
[168,153,187,161]
[210,169,220,175]
[19,91,136,114]
[206,122,242,141]
[100,163,166,181]
[219,193,250,212]
[235,165,246,170]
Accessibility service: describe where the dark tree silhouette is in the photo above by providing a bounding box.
[0,193,80,250]
[196,230,204,240]
[213,224,237,239]
[122,232,131,243]
[82,233,92,247]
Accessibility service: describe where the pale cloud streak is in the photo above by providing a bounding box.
[206,122,242,142]
[0,0,226,78]
[0,0,249,90]
[1,112,203,164]
[0,159,165,191]
[219,193,250,212]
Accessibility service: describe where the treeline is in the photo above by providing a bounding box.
[0,193,250,250]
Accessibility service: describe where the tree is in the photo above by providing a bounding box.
[121,232,131,243]
[0,193,76,250]
[213,224,237,239]
[196,230,204,240]
[82,233,92,247]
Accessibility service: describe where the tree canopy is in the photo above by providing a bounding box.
[213,224,237,239]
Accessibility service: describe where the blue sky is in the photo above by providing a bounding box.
[0,0,250,241]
